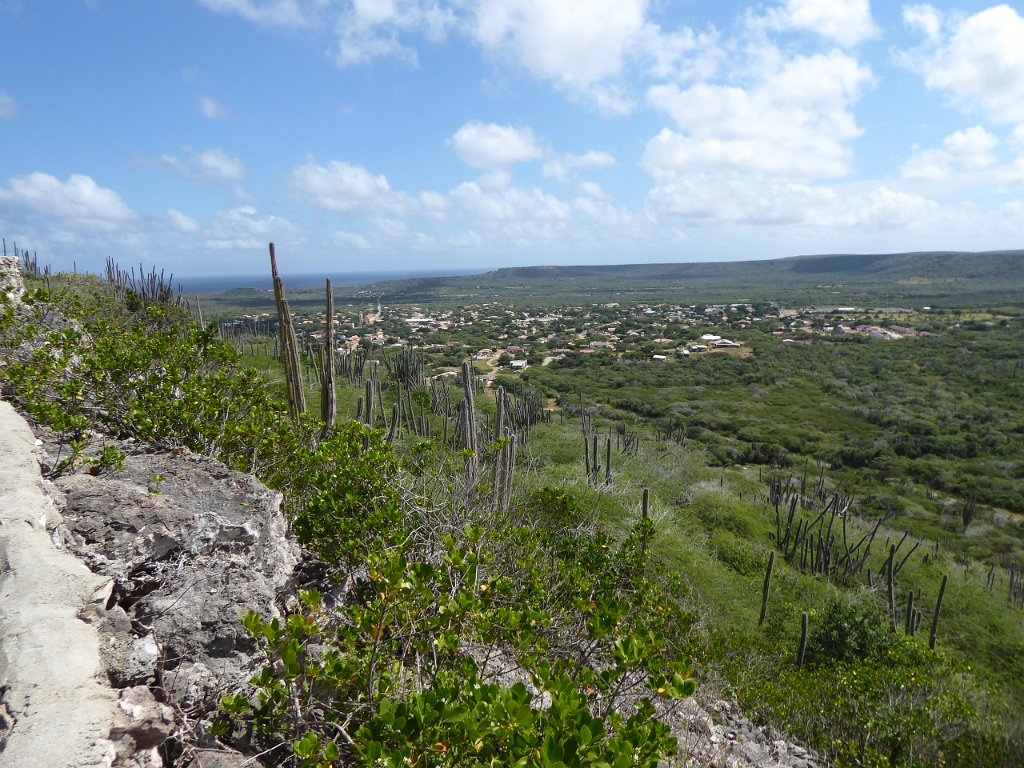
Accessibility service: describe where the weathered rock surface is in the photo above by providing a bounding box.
[0,401,300,767]
[0,256,24,301]
[47,433,302,765]
[667,696,819,768]
[1,400,122,768]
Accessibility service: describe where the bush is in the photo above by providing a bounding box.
[805,596,894,665]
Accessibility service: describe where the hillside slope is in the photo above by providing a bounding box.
[352,249,1024,307]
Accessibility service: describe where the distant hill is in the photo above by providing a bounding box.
[351,249,1024,307]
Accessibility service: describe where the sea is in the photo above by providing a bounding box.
[174,268,486,295]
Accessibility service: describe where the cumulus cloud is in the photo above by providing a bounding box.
[643,49,873,182]
[148,148,248,186]
[198,96,230,120]
[330,230,373,250]
[289,158,406,213]
[898,4,1024,123]
[166,209,201,233]
[468,0,646,106]
[1010,124,1024,154]
[998,157,1024,185]
[646,173,942,232]
[194,149,248,182]
[447,122,542,169]
[293,0,663,112]
[196,0,312,28]
[639,24,724,82]
[205,205,298,250]
[449,179,568,221]
[0,172,138,230]
[901,126,999,180]
[647,174,836,225]
[763,0,880,47]
[542,150,616,181]
[0,91,17,120]
[902,3,942,43]
[186,1,723,116]
[333,0,455,66]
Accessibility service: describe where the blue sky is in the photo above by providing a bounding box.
[2,0,1024,277]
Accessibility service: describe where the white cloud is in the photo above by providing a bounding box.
[0,172,138,230]
[449,180,568,221]
[764,0,880,47]
[418,189,448,218]
[647,174,835,225]
[898,4,1024,123]
[646,174,943,232]
[330,230,372,250]
[199,96,230,120]
[194,149,248,182]
[998,200,1024,225]
[901,126,999,180]
[902,4,942,44]
[147,148,248,186]
[543,150,616,181]
[166,209,200,233]
[1010,124,1024,154]
[644,49,873,182]
[0,91,17,120]
[999,157,1024,185]
[943,125,999,167]
[289,158,405,213]
[447,122,542,169]
[825,186,943,229]
[184,1,724,117]
[333,0,455,66]
[899,148,949,181]
[468,0,647,111]
[204,205,298,250]
[196,0,312,28]
[639,24,723,82]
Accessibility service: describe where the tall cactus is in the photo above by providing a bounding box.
[929,574,948,650]
[905,590,916,636]
[320,277,336,434]
[759,551,776,627]
[797,611,809,667]
[269,243,306,419]
[460,361,478,484]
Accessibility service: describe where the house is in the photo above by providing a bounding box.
[509,360,528,370]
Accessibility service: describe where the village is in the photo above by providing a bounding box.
[221,296,937,375]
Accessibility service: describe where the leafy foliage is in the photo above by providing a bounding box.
[1,278,696,767]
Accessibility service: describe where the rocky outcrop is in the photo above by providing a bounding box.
[0,403,301,767]
[0,256,24,301]
[669,697,818,768]
[0,401,137,767]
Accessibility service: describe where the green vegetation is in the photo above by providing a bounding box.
[194,249,1024,313]
[3,252,1024,767]
[1,272,693,768]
